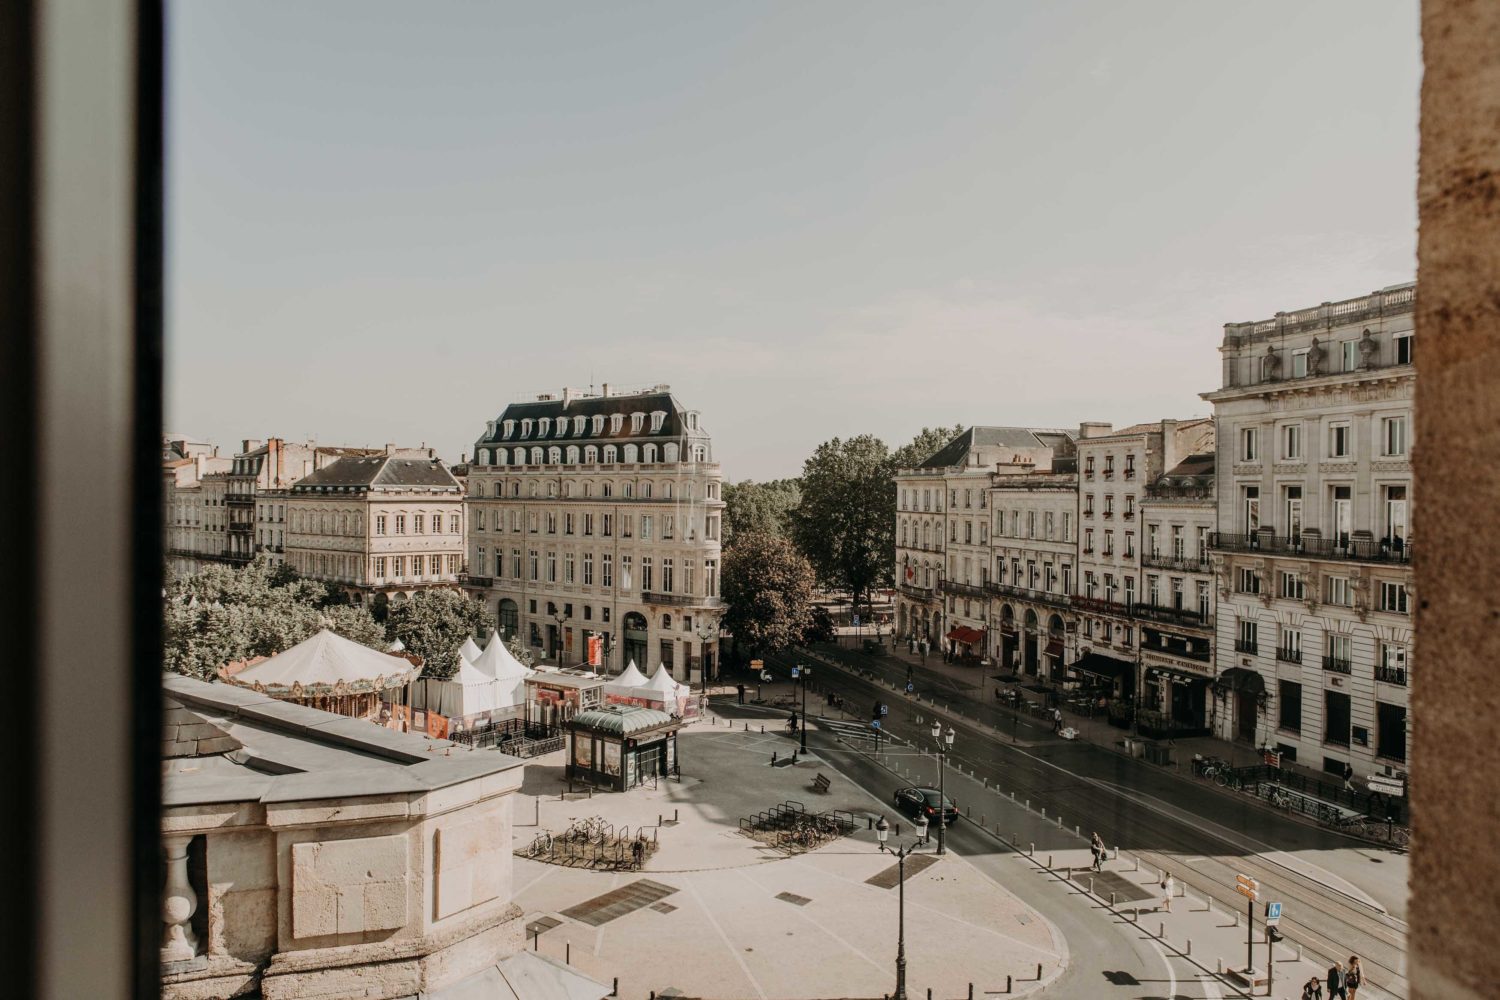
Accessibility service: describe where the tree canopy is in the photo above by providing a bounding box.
[722,477,802,545]
[721,531,817,655]
[791,435,895,606]
[163,558,386,680]
[384,589,497,680]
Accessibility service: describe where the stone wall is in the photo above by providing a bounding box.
[1411,2,1500,998]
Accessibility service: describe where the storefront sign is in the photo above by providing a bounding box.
[1140,651,1213,677]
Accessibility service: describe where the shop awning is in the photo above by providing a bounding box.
[1071,652,1134,680]
[1216,666,1266,694]
[1045,639,1065,658]
[945,626,984,646]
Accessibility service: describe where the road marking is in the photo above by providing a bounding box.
[685,879,768,1000]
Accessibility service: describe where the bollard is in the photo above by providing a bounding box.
[567,942,571,964]
[927,990,932,1000]
[1057,815,1064,829]
[1296,944,1303,961]
[1041,807,1046,819]
[981,813,986,826]
[771,752,778,765]
[612,977,619,997]
[1075,824,1081,837]
[1006,975,1012,994]
[1110,892,1116,909]
[1026,799,1030,810]
[1089,877,1094,894]
[532,930,539,951]
[1131,855,1139,872]
[1158,922,1164,939]
[535,800,540,825]
[588,786,593,799]
[1036,962,1042,981]
[968,984,974,1000]
[1185,939,1191,956]
[1047,854,1053,869]
[674,808,679,822]
[1029,842,1034,856]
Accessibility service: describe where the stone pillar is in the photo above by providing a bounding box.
[160,835,199,963]
[1412,2,1500,998]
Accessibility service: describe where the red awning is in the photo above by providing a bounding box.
[945,626,985,646]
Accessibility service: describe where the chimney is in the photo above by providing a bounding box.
[1160,419,1181,474]
[563,386,572,405]
[269,437,282,486]
[1078,421,1112,439]
[385,443,397,456]
[241,439,262,454]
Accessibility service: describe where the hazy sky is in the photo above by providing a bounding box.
[167,1,1419,481]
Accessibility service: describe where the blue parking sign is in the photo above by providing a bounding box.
[1265,901,1283,924]
[853,615,860,626]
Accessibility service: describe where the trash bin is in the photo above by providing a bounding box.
[1122,737,1145,758]
[1144,741,1174,767]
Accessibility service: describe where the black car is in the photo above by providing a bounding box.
[893,786,958,826]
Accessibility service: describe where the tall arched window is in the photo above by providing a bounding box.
[529,447,543,465]
[495,448,507,466]
[548,447,561,464]
[642,444,658,463]
[642,482,652,498]
[663,442,679,462]
[492,482,501,498]
[584,445,598,463]
[478,449,491,466]
[566,445,580,464]
[662,482,672,499]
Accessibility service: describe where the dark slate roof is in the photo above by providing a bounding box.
[479,390,689,446]
[918,426,1077,469]
[292,455,461,492]
[570,705,677,736]
[1165,453,1215,478]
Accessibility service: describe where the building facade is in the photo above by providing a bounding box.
[988,469,1079,680]
[1136,453,1217,735]
[163,449,233,576]
[285,447,466,603]
[1203,283,1414,774]
[462,384,725,686]
[1072,419,1215,706]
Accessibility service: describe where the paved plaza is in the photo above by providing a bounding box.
[509,722,1067,1000]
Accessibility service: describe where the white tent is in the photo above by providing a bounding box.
[224,629,422,695]
[638,664,691,715]
[429,656,501,718]
[602,660,648,700]
[458,636,483,663]
[471,633,531,707]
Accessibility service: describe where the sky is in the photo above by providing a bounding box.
[166,1,1420,481]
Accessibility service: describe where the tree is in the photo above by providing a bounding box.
[382,589,497,680]
[891,424,966,470]
[722,477,802,544]
[163,556,387,680]
[791,435,895,610]
[721,532,817,655]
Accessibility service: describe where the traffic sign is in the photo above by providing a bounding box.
[790,666,800,679]
[1235,874,1259,901]
[853,615,861,626]
[1265,901,1283,925]
[880,703,889,716]
[871,719,882,730]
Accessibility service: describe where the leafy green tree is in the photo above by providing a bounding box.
[163,556,387,680]
[791,435,895,610]
[891,424,966,470]
[722,477,802,544]
[721,532,817,655]
[383,589,497,680]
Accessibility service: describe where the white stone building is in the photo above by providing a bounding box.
[894,426,1076,660]
[285,447,467,604]
[1203,283,1414,774]
[463,385,725,686]
[1072,419,1214,704]
[988,467,1079,680]
[163,448,233,576]
[1136,453,1217,735]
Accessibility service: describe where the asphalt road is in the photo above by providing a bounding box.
[745,650,1410,1000]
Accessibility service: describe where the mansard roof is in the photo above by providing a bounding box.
[478,389,694,446]
[291,455,461,492]
[918,426,1077,469]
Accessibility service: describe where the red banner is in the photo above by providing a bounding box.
[588,635,603,667]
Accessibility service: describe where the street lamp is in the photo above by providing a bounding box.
[930,720,955,855]
[552,608,567,666]
[694,616,719,693]
[875,813,929,1000]
[796,663,813,753]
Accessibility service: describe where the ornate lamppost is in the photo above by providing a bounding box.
[930,720,955,855]
[875,812,929,1000]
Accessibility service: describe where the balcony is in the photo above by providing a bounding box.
[458,574,494,588]
[1131,602,1213,630]
[1141,552,1212,572]
[1234,639,1259,655]
[1123,469,1136,480]
[1071,594,1129,617]
[640,591,722,608]
[940,579,988,600]
[898,582,936,601]
[1375,664,1408,686]
[1210,531,1412,565]
[1275,647,1303,664]
[1322,655,1352,674]
[985,581,1072,611]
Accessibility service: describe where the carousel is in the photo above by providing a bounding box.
[218,628,423,720]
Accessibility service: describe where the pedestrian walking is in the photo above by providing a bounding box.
[1160,872,1174,912]
[1302,976,1324,1000]
[737,683,745,705]
[1090,832,1106,872]
[1346,956,1363,1000]
[1327,960,1348,1000]
[1052,707,1063,734]
[1342,761,1355,792]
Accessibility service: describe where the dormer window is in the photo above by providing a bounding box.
[610,414,624,434]
[591,414,605,435]
[649,411,666,432]
[520,419,532,438]
[573,415,585,435]
[630,412,645,434]
[555,419,567,438]
[538,417,551,437]
[687,412,698,430]
[502,420,515,439]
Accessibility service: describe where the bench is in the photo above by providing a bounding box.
[811,773,832,794]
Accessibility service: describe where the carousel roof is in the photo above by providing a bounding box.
[570,704,677,736]
[472,632,530,679]
[223,629,422,696]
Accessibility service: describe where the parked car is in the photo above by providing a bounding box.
[893,786,958,826]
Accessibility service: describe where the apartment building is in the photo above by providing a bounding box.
[284,447,466,603]
[1137,453,1217,734]
[894,426,1076,657]
[163,447,233,576]
[1203,283,1414,774]
[463,384,725,686]
[1072,419,1215,704]
[988,467,1079,680]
